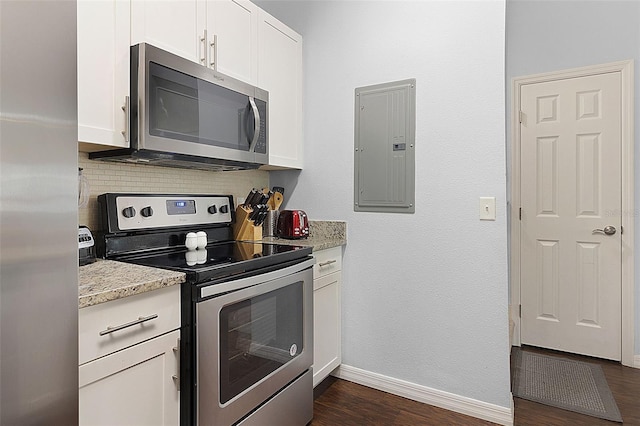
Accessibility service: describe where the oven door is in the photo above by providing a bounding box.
[196,260,313,426]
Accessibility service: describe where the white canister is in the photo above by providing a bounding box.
[185,232,198,250]
[196,231,207,249]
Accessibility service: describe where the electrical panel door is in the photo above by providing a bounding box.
[354,79,415,213]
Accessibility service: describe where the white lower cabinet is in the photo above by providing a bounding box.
[312,247,342,387]
[79,330,180,426]
[79,285,180,425]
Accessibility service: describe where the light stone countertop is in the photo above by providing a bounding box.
[78,260,185,309]
[262,220,347,252]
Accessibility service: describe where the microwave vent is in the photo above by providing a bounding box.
[89,149,261,172]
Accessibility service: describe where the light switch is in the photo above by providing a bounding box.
[479,197,496,221]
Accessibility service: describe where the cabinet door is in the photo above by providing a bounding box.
[257,10,303,169]
[79,330,180,426]
[207,0,258,84]
[77,0,130,149]
[313,271,341,387]
[131,0,205,63]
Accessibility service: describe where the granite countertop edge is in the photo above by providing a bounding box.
[79,260,186,309]
[260,236,346,252]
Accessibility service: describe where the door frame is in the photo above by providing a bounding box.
[509,60,635,367]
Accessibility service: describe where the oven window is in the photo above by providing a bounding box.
[219,281,303,404]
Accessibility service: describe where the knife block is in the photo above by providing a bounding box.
[233,206,263,241]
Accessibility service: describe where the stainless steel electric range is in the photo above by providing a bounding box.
[97,193,314,426]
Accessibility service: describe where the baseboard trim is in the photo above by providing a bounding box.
[333,364,513,426]
[634,355,640,369]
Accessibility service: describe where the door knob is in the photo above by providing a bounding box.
[593,225,616,236]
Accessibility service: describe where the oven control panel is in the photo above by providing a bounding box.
[99,194,233,232]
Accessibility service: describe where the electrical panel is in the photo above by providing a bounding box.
[354,79,416,213]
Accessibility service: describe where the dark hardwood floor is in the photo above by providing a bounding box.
[311,346,640,425]
[311,376,495,425]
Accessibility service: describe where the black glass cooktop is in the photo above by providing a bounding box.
[118,241,312,283]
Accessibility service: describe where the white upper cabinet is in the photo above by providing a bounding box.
[78,0,303,169]
[258,10,303,169]
[131,0,204,64]
[131,0,257,84]
[206,0,258,84]
[77,0,130,150]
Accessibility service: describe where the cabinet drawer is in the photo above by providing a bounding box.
[313,246,342,279]
[79,329,180,425]
[79,285,180,365]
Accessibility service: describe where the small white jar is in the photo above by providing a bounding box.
[185,232,198,250]
[196,231,207,249]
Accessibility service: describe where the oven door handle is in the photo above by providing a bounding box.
[200,257,315,299]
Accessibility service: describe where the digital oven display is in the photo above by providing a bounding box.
[166,200,196,215]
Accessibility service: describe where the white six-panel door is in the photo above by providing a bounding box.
[520,72,622,361]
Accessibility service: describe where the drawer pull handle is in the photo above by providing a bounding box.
[318,259,337,267]
[99,314,159,336]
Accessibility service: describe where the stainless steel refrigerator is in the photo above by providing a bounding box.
[0,1,79,423]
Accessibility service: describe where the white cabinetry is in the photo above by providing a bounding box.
[79,330,179,426]
[79,285,180,426]
[131,0,202,63]
[78,0,304,169]
[206,0,258,84]
[258,10,303,170]
[312,246,342,387]
[131,0,257,84]
[77,0,130,150]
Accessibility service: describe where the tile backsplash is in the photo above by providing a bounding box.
[78,152,269,231]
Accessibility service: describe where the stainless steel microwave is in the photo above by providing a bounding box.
[90,43,268,171]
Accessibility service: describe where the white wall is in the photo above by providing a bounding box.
[258,0,511,408]
[506,0,640,355]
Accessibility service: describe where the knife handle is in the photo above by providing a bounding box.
[243,189,256,207]
[252,205,261,226]
[248,191,261,208]
[256,209,267,226]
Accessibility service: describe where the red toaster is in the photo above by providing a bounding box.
[276,210,309,239]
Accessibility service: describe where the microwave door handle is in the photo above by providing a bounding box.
[248,97,260,153]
